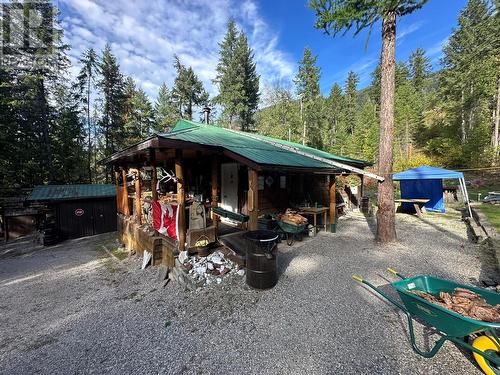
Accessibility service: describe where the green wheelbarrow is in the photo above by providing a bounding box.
[275,220,307,246]
[352,269,500,374]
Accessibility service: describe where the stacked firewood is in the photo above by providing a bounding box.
[411,288,500,323]
[278,208,308,226]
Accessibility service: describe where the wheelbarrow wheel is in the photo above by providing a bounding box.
[472,335,500,375]
[286,233,294,246]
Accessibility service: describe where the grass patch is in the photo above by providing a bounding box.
[477,204,500,233]
[103,258,119,273]
[111,248,128,260]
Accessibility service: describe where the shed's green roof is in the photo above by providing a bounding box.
[159,120,370,169]
[28,184,116,201]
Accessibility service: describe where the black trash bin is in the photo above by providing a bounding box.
[244,230,280,289]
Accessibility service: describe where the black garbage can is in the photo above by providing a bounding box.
[245,230,280,289]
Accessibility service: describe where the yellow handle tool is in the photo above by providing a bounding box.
[352,275,363,283]
[387,267,406,279]
[387,268,398,276]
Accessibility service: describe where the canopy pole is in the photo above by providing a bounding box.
[458,177,465,203]
[460,177,473,218]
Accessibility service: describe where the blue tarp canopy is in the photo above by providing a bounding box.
[393,166,464,180]
[393,166,465,214]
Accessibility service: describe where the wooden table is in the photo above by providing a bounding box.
[297,207,329,231]
[395,199,430,218]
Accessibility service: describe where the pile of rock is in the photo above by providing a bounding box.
[173,249,245,289]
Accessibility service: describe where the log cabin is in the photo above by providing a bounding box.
[100,118,382,268]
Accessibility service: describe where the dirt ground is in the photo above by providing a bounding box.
[0,210,497,374]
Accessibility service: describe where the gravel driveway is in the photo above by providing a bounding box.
[0,211,496,374]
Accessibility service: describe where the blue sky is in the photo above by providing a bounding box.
[59,0,467,101]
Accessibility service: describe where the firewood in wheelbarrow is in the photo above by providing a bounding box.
[468,304,500,323]
[451,295,476,306]
[411,291,447,307]
[439,291,453,307]
[453,287,481,300]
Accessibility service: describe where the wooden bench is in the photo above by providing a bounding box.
[395,199,430,218]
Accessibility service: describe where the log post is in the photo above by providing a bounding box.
[211,155,219,232]
[329,175,337,233]
[114,165,120,210]
[359,174,364,200]
[150,149,158,201]
[248,168,258,231]
[122,166,130,216]
[134,168,142,225]
[175,149,186,251]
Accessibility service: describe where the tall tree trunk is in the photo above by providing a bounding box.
[468,84,474,131]
[332,115,337,145]
[300,99,306,145]
[376,11,397,244]
[492,77,500,153]
[87,73,92,183]
[405,119,409,158]
[38,77,54,183]
[461,89,466,143]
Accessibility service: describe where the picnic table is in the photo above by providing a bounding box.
[394,198,429,218]
[297,206,329,231]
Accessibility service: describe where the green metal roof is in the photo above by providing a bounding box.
[28,184,116,201]
[159,120,370,170]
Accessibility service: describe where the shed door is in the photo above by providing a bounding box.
[221,163,239,223]
[93,199,117,234]
[57,201,94,239]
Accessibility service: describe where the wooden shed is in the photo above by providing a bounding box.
[28,184,117,240]
[101,119,383,269]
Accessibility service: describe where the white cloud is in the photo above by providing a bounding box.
[396,21,424,42]
[427,37,449,57]
[59,0,295,101]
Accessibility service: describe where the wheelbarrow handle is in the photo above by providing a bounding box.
[387,268,406,279]
[351,275,408,313]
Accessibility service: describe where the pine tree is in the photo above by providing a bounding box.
[51,83,87,183]
[394,65,418,161]
[98,44,126,180]
[154,83,179,132]
[441,0,498,157]
[345,71,359,135]
[76,48,99,183]
[172,55,208,120]
[235,32,260,131]
[294,47,321,147]
[409,48,431,93]
[1,1,71,185]
[257,82,300,141]
[369,64,382,106]
[214,19,260,130]
[123,77,154,145]
[309,0,428,243]
[0,66,19,191]
[214,19,241,128]
[325,83,343,147]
